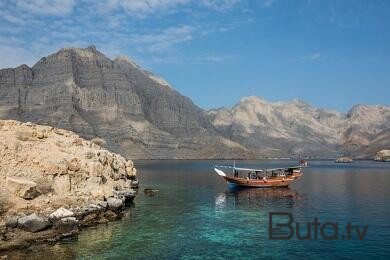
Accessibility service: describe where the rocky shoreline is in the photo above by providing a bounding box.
[0,120,138,253]
[0,195,135,252]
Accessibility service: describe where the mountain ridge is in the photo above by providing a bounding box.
[0,46,388,159]
[208,96,390,158]
[0,46,250,159]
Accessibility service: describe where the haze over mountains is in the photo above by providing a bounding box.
[0,46,388,159]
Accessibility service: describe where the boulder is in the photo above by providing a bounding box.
[53,217,79,232]
[60,217,78,226]
[5,216,19,228]
[107,198,123,210]
[18,213,49,232]
[6,177,40,199]
[49,207,74,220]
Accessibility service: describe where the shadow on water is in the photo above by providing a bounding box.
[228,185,299,199]
[214,185,300,211]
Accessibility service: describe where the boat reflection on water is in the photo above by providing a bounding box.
[215,186,300,210]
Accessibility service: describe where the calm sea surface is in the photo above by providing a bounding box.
[8,160,390,259]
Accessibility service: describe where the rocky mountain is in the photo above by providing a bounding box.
[0,46,249,159]
[208,96,390,158]
[0,46,388,159]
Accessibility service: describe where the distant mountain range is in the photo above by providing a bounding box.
[209,97,390,159]
[0,46,388,159]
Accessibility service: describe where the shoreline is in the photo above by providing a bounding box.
[0,193,136,253]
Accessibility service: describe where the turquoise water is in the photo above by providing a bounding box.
[8,160,390,259]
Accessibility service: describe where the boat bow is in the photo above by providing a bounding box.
[214,168,226,177]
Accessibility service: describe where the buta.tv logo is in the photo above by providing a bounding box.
[269,212,368,240]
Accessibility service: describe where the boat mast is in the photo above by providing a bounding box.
[233,160,235,175]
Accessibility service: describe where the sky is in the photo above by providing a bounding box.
[0,0,389,112]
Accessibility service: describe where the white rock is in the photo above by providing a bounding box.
[107,198,123,210]
[49,207,74,220]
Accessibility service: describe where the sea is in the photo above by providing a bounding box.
[7,160,390,259]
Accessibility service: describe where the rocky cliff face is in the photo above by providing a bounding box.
[0,46,388,159]
[0,120,137,213]
[0,46,248,159]
[208,96,390,158]
[0,120,137,250]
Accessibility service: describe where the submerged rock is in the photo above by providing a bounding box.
[144,188,159,196]
[53,217,79,233]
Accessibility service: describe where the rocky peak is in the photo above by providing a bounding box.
[0,46,247,159]
[208,95,390,158]
[239,96,267,104]
[114,55,172,88]
[114,55,140,69]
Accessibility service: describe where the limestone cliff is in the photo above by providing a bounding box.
[0,46,249,159]
[0,120,137,222]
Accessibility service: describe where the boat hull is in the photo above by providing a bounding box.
[222,176,296,188]
[214,167,303,188]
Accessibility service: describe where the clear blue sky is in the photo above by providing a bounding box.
[0,0,389,112]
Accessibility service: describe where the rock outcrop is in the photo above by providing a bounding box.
[374,150,390,162]
[0,120,137,251]
[335,157,353,163]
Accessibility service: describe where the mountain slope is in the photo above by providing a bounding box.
[0,46,388,159]
[208,96,390,158]
[0,46,249,159]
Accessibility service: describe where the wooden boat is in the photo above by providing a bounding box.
[214,163,305,188]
